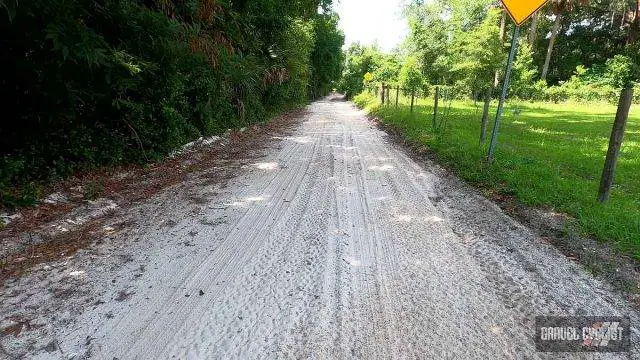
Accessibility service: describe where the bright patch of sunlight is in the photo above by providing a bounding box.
[565,120,597,124]
[368,164,395,171]
[528,127,570,136]
[327,145,357,150]
[254,162,279,170]
[394,215,413,222]
[227,196,267,207]
[343,256,363,267]
[289,136,312,144]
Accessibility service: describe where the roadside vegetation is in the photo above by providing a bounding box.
[340,0,640,259]
[0,0,344,208]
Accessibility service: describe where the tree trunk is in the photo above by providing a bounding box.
[627,2,640,45]
[432,86,439,129]
[480,86,492,144]
[410,91,415,113]
[541,13,563,82]
[528,12,540,47]
[598,87,634,202]
[395,86,399,106]
[494,10,507,87]
[499,11,506,40]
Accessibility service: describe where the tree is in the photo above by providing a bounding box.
[310,13,345,98]
[399,56,427,94]
[510,40,542,98]
[541,0,589,81]
[528,12,541,47]
[375,54,402,86]
[449,8,503,97]
[404,1,451,84]
[494,8,507,87]
[338,44,385,98]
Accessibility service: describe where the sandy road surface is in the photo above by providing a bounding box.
[2,96,639,359]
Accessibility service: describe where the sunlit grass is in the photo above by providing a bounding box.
[355,92,640,259]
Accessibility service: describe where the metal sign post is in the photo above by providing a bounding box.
[487,25,519,163]
[487,0,548,163]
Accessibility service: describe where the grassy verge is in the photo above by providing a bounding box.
[354,92,640,260]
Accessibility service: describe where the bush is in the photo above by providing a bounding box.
[504,62,638,104]
[534,63,636,104]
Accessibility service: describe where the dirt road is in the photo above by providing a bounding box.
[2,96,639,359]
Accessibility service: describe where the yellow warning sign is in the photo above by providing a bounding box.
[501,0,549,25]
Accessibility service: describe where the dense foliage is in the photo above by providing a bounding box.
[0,0,344,207]
[338,44,387,98]
[532,0,628,84]
[339,0,640,103]
[398,56,427,94]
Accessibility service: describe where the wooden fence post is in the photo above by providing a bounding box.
[395,86,399,106]
[480,86,492,144]
[432,86,439,129]
[386,87,390,105]
[598,86,634,202]
[381,83,385,104]
[410,91,415,113]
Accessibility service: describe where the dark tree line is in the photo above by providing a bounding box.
[0,0,344,207]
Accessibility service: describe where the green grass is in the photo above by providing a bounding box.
[354,92,640,259]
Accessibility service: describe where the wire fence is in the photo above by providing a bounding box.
[367,83,462,111]
[365,82,468,134]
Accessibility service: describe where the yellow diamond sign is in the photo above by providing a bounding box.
[501,0,549,25]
